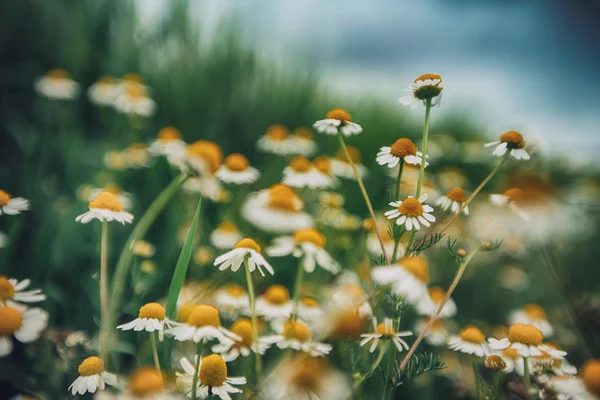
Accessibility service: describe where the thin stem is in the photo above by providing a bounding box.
[471,355,480,400]
[150,332,161,373]
[354,341,389,390]
[523,357,532,399]
[291,262,305,320]
[492,371,502,400]
[337,133,390,265]
[244,260,263,392]
[381,343,397,400]
[415,98,432,198]
[99,220,109,362]
[395,159,405,201]
[192,341,203,399]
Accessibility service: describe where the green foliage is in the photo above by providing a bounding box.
[394,352,447,387]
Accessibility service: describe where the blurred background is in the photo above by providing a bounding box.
[1,0,599,398]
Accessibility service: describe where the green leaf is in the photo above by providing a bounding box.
[395,352,446,386]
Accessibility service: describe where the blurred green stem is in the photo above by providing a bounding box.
[151,332,161,372]
[192,342,203,399]
[492,371,502,400]
[354,341,388,390]
[381,343,397,399]
[337,133,390,265]
[523,357,532,399]
[471,355,480,400]
[395,159,404,201]
[291,262,305,319]
[244,259,263,392]
[99,220,109,362]
[415,98,432,198]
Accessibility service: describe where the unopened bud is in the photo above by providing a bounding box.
[485,355,506,371]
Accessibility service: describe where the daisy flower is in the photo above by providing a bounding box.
[75,191,134,224]
[547,376,594,400]
[184,140,223,177]
[290,127,318,156]
[176,354,246,400]
[282,156,335,189]
[484,130,531,160]
[148,126,187,166]
[493,347,526,375]
[130,239,156,258]
[116,366,180,400]
[313,108,362,136]
[34,69,79,100]
[213,238,274,276]
[508,303,554,337]
[385,194,435,231]
[330,146,368,180]
[0,304,48,357]
[261,320,332,357]
[416,286,457,318]
[364,218,406,260]
[436,187,469,215]
[212,284,249,320]
[216,153,260,185]
[242,184,313,234]
[0,190,30,215]
[532,343,577,376]
[484,355,508,372]
[330,283,372,318]
[125,143,151,168]
[87,76,119,106]
[212,318,270,362]
[88,184,133,210]
[322,305,369,341]
[360,318,412,353]
[298,297,324,323]
[580,359,600,398]
[371,256,430,305]
[398,73,444,108]
[68,356,117,395]
[0,276,46,307]
[183,176,223,202]
[267,228,340,274]
[256,285,293,321]
[414,318,448,346]
[257,124,295,156]
[448,325,490,357]
[488,323,566,358]
[166,304,240,345]
[489,187,532,221]
[209,221,243,251]
[114,84,156,117]
[117,302,171,341]
[376,138,428,168]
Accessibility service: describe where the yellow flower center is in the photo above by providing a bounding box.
[329,308,367,340]
[122,73,144,84]
[293,127,313,140]
[401,256,429,283]
[581,360,600,396]
[430,318,444,330]
[103,183,122,195]
[217,221,238,233]
[78,356,105,376]
[0,276,15,301]
[199,354,228,387]
[390,138,418,158]
[89,192,124,211]
[398,198,424,217]
[47,69,70,80]
[375,322,395,336]
[502,348,519,359]
[485,355,507,371]
[499,131,526,149]
[138,302,165,320]
[341,283,366,299]
[263,285,290,305]
[524,304,547,320]
[301,297,319,308]
[186,141,223,174]
[428,287,446,304]
[265,125,289,141]
[187,305,221,327]
[335,146,362,164]
[504,188,524,202]
[224,284,245,298]
[508,323,543,345]
[293,228,326,248]
[414,73,443,83]
[176,302,195,322]
[157,126,182,142]
[283,320,312,342]
[125,85,148,99]
[224,153,250,172]
[447,187,467,202]
[289,357,324,392]
[0,190,12,206]
[289,156,312,172]
[459,326,485,344]
[233,238,261,253]
[267,184,301,212]
[231,319,254,346]
[96,76,117,85]
[326,108,352,123]
[129,367,164,396]
[413,73,443,100]
[0,306,21,335]
[313,156,331,174]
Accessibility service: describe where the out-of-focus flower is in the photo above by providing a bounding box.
[213,238,274,276]
[360,317,412,353]
[396,164,439,200]
[261,319,332,356]
[416,286,457,318]
[88,184,133,210]
[257,124,295,155]
[436,167,469,192]
[256,285,293,321]
[103,151,128,171]
[140,260,156,274]
[448,326,490,357]
[0,276,45,308]
[148,126,187,168]
[213,284,248,319]
[216,153,260,185]
[212,318,270,361]
[166,304,240,345]
[193,246,214,266]
[385,194,436,231]
[105,366,179,400]
[580,359,600,398]
[323,305,368,341]
[184,140,223,177]
[330,283,372,318]
[290,127,318,156]
[547,376,593,399]
[298,297,324,323]
[485,131,530,160]
[313,108,362,136]
[176,354,246,399]
[330,146,368,180]
[376,138,428,168]
[35,69,79,100]
[488,323,566,358]
[0,190,29,215]
[87,76,118,106]
[372,257,430,305]
[415,318,448,346]
[68,356,117,395]
[508,304,553,337]
[282,156,335,189]
[436,187,469,215]
[0,304,48,357]
[130,240,155,258]
[399,73,443,108]
[76,192,133,224]
[210,221,243,251]
[532,343,577,375]
[114,84,156,117]
[364,217,405,260]
[183,176,223,202]
[0,231,8,248]
[117,302,170,341]
[493,347,525,375]
[125,143,151,168]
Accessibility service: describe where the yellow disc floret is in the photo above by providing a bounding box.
[485,355,507,370]
[581,359,600,396]
[233,238,261,253]
[401,256,429,283]
[176,302,195,322]
[265,125,289,141]
[326,108,352,123]
[199,354,228,387]
[187,305,221,327]
[336,146,362,164]
[390,138,418,158]
[398,198,424,217]
[230,319,254,346]
[0,276,15,301]
[0,306,21,334]
[508,323,543,345]
[283,320,312,342]
[224,284,245,298]
[414,73,443,83]
[218,221,238,233]
[47,69,70,80]
[503,348,520,359]
[524,304,547,320]
[293,228,326,248]
[263,285,290,305]
[499,131,526,149]
[138,302,165,320]
[78,356,105,376]
[186,140,223,174]
[460,326,486,344]
[267,184,301,212]
[288,356,325,392]
[129,367,164,396]
[329,308,367,340]
[428,287,446,304]
[301,297,319,308]
[225,153,250,171]
[376,322,395,336]
[413,73,443,100]
[0,190,10,206]
[447,187,467,203]
[289,156,312,173]
[313,156,331,175]
[89,192,123,211]
[157,126,182,142]
[293,127,313,140]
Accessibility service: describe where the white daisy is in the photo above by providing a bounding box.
[166,304,240,345]
[88,185,133,210]
[488,323,566,358]
[414,318,448,347]
[376,138,428,168]
[114,85,156,117]
[87,76,119,106]
[183,140,223,176]
[489,187,532,222]
[213,285,249,319]
[176,354,246,400]
[484,130,531,160]
[547,376,594,400]
[117,302,171,341]
[68,356,117,395]
[0,276,46,308]
[103,366,180,400]
[493,347,526,375]
[385,194,436,231]
[508,304,554,337]
[124,143,151,169]
[416,286,457,318]
[213,238,274,277]
[290,127,318,156]
[216,153,260,185]
[371,257,430,305]
[447,326,490,357]
[330,146,368,181]
[364,219,405,260]
[0,304,48,357]
[256,285,294,321]
[532,343,577,376]
[360,318,412,353]
[313,108,362,137]
[75,192,134,224]
[257,124,295,156]
[297,297,324,323]
[183,176,223,202]
[436,187,469,215]
[398,73,444,109]
[149,126,187,167]
[282,156,336,189]
[211,318,270,361]
[330,283,372,318]
[0,190,30,215]
[261,320,332,357]
[267,228,340,274]
[35,69,79,100]
[209,222,243,251]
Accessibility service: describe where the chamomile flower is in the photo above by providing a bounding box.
[508,304,554,337]
[0,276,46,307]
[117,302,171,341]
[0,305,48,357]
[256,285,293,321]
[282,156,335,189]
[184,140,223,176]
[330,147,368,180]
[75,192,134,224]
[176,354,246,400]
[360,318,412,353]
[69,356,117,395]
[183,176,223,202]
[261,320,332,357]
[398,73,444,108]
[322,304,369,340]
[331,283,372,318]
[114,85,156,117]
[112,366,180,400]
[267,228,340,274]
[364,218,406,260]
[298,297,324,322]
[213,285,249,319]
[88,184,133,210]
[212,318,270,362]
[313,108,362,136]
[216,154,260,185]
[494,347,526,375]
[149,126,187,166]
[580,359,600,398]
[532,343,577,375]
[35,69,79,100]
[130,240,156,258]
[488,323,566,358]
[166,304,240,345]
[257,124,295,155]
[436,187,469,215]
[0,190,30,215]
[414,318,448,346]
[547,376,593,400]
[484,130,530,160]
[489,188,532,221]
[125,143,151,168]
[87,76,119,106]
[385,194,435,231]
[290,127,318,156]
[376,138,428,168]
[213,238,274,276]
[448,325,490,357]
[371,256,430,305]
[416,286,457,318]
[209,222,243,251]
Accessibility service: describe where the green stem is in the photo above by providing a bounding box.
[244,260,263,393]
[99,220,109,362]
[191,341,203,399]
[395,159,404,201]
[381,343,397,400]
[471,355,480,400]
[523,357,532,399]
[415,98,432,198]
[291,262,305,319]
[151,332,161,373]
[354,341,389,390]
[492,371,501,400]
